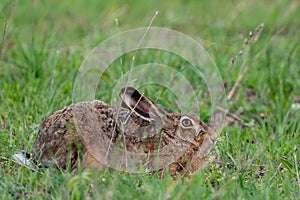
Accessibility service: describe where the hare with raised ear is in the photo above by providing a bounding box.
[32,87,217,177]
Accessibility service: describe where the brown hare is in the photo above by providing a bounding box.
[32,87,217,177]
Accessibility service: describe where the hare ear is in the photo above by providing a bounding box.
[119,87,166,120]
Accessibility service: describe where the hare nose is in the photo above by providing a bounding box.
[195,126,202,137]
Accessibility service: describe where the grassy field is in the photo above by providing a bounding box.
[1,0,300,199]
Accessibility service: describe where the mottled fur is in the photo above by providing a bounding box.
[33,88,217,177]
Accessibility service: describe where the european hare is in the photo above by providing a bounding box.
[33,87,217,177]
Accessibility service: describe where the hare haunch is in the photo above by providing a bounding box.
[33,87,217,176]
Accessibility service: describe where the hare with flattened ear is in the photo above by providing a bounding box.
[32,87,217,177]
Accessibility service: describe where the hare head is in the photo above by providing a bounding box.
[119,86,214,142]
[118,87,217,170]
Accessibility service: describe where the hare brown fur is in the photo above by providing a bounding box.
[33,87,217,177]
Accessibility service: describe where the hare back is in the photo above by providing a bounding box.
[33,100,111,168]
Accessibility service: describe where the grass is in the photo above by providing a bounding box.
[1,0,300,199]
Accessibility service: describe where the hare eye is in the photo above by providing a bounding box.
[181,118,193,127]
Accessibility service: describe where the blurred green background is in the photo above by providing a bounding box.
[0,0,299,199]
